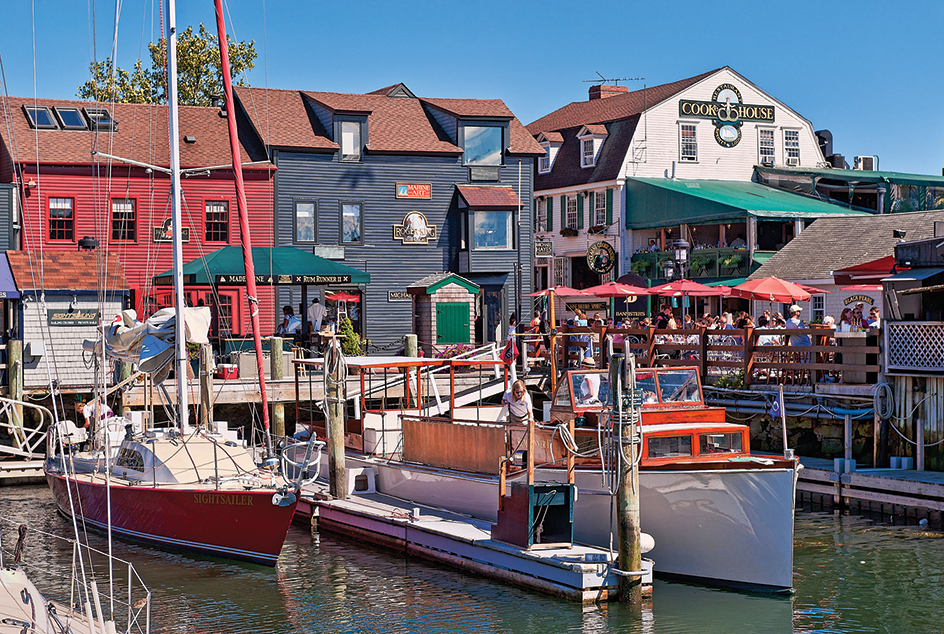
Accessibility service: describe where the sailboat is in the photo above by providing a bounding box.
[44,0,317,566]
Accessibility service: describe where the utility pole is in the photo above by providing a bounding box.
[613,353,643,604]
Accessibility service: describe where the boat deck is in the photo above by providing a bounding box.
[296,483,652,603]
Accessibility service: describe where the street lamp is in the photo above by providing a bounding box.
[672,239,690,280]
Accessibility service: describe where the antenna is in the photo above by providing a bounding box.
[582,72,645,85]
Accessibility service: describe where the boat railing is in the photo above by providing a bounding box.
[281,438,327,486]
[0,397,54,460]
[0,514,151,634]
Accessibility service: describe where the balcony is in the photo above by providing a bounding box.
[630,247,751,281]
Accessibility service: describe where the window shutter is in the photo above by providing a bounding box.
[576,194,584,229]
[560,195,566,230]
[606,188,613,225]
[589,192,595,224]
[546,197,553,231]
[533,199,537,230]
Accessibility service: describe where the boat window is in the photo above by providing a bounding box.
[647,435,693,459]
[656,369,701,403]
[571,372,610,408]
[636,370,658,404]
[116,447,145,472]
[699,433,743,455]
[554,378,572,406]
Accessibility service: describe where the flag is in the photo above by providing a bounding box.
[500,338,518,365]
[768,386,786,420]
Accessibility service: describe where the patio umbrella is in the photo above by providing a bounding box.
[523,285,587,297]
[580,281,652,298]
[327,292,360,302]
[796,283,830,295]
[649,280,730,297]
[841,284,882,292]
[731,276,812,303]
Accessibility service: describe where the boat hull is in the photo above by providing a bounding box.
[315,453,795,590]
[45,471,296,565]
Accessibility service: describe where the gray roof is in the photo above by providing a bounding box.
[748,210,944,281]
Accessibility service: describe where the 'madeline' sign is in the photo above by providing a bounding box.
[678,84,775,148]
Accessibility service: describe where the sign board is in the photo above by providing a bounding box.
[388,291,412,302]
[215,274,352,285]
[153,218,191,243]
[678,84,775,148]
[48,309,99,327]
[566,301,608,312]
[393,211,437,245]
[844,294,875,306]
[534,242,553,258]
[614,296,649,321]
[396,183,432,199]
[586,241,616,274]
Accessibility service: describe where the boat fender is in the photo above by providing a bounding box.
[640,532,655,554]
[272,490,296,507]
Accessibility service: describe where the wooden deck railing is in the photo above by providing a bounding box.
[554,326,881,386]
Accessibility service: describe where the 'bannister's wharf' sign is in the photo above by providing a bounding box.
[49,309,99,327]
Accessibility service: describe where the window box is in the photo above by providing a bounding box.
[588,224,607,235]
[559,227,578,238]
[720,254,743,268]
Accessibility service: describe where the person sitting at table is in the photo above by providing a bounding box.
[277,305,301,336]
[868,307,881,328]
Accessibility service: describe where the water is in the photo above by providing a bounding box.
[3,485,944,633]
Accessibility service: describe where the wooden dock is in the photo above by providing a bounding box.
[296,483,652,603]
[797,455,944,523]
[0,460,44,485]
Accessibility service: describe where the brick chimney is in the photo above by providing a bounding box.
[589,85,629,100]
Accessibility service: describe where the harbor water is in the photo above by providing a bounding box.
[3,485,944,633]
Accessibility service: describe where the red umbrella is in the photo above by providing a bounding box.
[797,283,830,295]
[649,280,730,297]
[523,286,587,297]
[580,281,652,298]
[841,284,882,292]
[327,292,360,303]
[732,277,812,302]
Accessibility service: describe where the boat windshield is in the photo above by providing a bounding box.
[570,372,611,408]
[656,369,701,403]
[554,378,572,407]
[636,371,658,405]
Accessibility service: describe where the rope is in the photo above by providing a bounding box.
[13,524,26,564]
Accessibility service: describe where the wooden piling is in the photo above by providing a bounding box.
[7,340,23,448]
[615,353,642,605]
[326,338,346,500]
[199,344,214,430]
[270,336,285,440]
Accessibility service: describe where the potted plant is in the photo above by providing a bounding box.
[559,227,579,237]
[720,254,743,269]
[631,260,648,276]
[588,224,607,235]
[690,254,712,274]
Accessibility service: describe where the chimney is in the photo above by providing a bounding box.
[589,85,629,100]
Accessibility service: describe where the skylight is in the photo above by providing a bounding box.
[54,107,87,130]
[84,107,115,131]
[23,105,57,130]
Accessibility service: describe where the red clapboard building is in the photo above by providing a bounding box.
[0,97,276,335]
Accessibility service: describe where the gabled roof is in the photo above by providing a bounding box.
[7,251,127,291]
[0,96,264,169]
[234,86,542,157]
[747,210,944,281]
[456,185,521,209]
[527,68,721,135]
[578,124,608,136]
[407,272,479,295]
[536,132,563,144]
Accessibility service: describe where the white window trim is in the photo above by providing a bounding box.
[757,127,775,165]
[782,128,800,166]
[536,198,548,233]
[593,191,607,226]
[553,257,567,287]
[539,143,551,174]
[565,195,578,229]
[678,121,698,163]
[576,127,607,169]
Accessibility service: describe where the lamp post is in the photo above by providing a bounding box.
[672,239,690,281]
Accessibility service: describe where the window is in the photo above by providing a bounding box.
[784,129,800,164]
[812,295,825,323]
[214,293,235,337]
[553,257,566,287]
[582,139,595,167]
[648,435,693,459]
[54,107,87,130]
[84,107,115,131]
[48,197,74,241]
[536,198,547,233]
[294,201,316,243]
[111,198,136,242]
[759,128,775,163]
[594,191,607,226]
[24,106,57,129]
[539,146,550,173]
[680,124,697,162]
[463,126,502,165]
[699,432,742,455]
[340,121,361,161]
[205,200,229,243]
[566,195,578,228]
[656,369,701,403]
[341,202,362,244]
[472,210,512,250]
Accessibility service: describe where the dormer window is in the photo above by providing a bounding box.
[54,107,87,130]
[576,125,607,169]
[462,125,503,166]
[84,107,115,131]
[539,145,550,173]
[535,132,563,174]
[24,105,57,130]
[340,121,362,161]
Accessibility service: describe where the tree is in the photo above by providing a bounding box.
[78,24,256,106]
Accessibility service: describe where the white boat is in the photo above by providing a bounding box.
[290,357,797,591]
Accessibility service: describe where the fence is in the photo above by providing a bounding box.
[554,325,881,386]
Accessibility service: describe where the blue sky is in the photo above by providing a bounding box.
[2,0,941,175]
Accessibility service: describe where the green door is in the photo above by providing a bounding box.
[436,302,470,344]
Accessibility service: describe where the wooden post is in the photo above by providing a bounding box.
[118,362,133,416]
[549,290,558,397]
[698,326,708,379]
[326,338,347,500]
[616,353,642,605]
[527,415,535,486]
[8,340,22,448]
[844,413,852,462]
[916,417,925,471]
[404,334,418,358]
[743,326,755,386]
[270,336,285,440]
[199,344,214,430]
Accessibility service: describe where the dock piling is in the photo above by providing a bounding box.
[326,338,346,499]
[271,337,285,439]
[614,353,643,605]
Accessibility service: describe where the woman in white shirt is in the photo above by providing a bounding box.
[499,380,534,425]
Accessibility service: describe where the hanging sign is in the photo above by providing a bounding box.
[48,309,99,327]
[844,294,875,306]
[587,241,616,274]
[152,218,191,243]
[678,84,775,148]
[393,211,437,245]
[534,242,553,258]
[396,183,432,199]
[388,291,411,302]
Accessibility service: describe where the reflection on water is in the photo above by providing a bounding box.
[3,486,944,633]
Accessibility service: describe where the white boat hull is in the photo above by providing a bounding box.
[314,452,795,591]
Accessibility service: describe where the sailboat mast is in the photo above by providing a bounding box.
[165,0,189,431]
[214,0,274,458]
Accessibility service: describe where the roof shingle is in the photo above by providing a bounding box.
[7,251,127,291]
[457,185,522,209]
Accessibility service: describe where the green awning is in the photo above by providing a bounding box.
[153,247,370,286]
[704,277,747,287]
[757,165,944,187]
[625,178,867,230]
[752,251,776,265]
